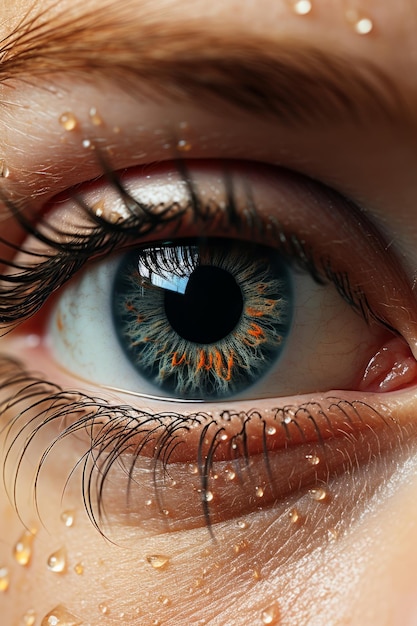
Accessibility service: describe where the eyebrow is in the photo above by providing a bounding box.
[0,2,407,128]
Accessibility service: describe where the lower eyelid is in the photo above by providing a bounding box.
[2,347,415,534]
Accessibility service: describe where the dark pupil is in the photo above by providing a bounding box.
[164,265,244,344]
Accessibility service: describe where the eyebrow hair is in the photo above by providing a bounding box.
[0,2,407,128]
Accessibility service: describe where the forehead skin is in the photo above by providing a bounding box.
[1,1,417,626]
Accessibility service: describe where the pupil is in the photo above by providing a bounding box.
[165,265,243,344]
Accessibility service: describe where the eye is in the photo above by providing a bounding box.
[36,160,406,403]
[5,158,417,533]
[49,234,380,401]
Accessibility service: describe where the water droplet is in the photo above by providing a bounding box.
[89,107,103,126]
[74,562,84,575]
[305,454,320,466]
[289,508,301,524]
[256,486,264,498]
[146,554,170,570]
[290,0,312,15]
[283,415,292,424]
[188,463,198,475]
[261,602,281,624]
[203,490,214,502]
[266,425,276,435]
[99,603,109,615]
[177,139,192,152]
[22,609,37,626]
[145,499,153,507]
[14,530,36,566]
[253,568,261,580]
[225,467,236,481]
[0,566,9,591]
[220,432,228,441]
[346,10,373,34]
[0,159,10,178]
[161,508,170,516]
[231,442,238,450]
[41,605,82,626]
[309,487,328,501]
[82,138,92,149]
[47,547,67,573]
[158,595,171,606]
[237,520,248,529]
[233,540,249,554]
[221,410,232,421]
[61,510,75,528]
[59,112,78,131]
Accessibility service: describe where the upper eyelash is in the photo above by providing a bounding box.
[0,160,381,331]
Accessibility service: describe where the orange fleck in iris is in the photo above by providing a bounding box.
[197,350,213,371]
[172,352,187,366]
[214,351,234,381]
[246,307,264,317]
[248,323,265,340]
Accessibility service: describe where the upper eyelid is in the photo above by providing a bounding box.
[2,159,417,347]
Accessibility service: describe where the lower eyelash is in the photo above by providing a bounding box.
[0,354,400,536]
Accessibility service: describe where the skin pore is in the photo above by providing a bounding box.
[2,0,417,624]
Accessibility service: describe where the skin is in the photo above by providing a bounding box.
[2,0,417,625]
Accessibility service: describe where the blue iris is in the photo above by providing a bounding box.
[112,240,293,400]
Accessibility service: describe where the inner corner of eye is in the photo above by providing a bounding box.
[358,334,417,394]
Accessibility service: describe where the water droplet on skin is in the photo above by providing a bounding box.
[306,454,320,466]
[261,602,281,625]
[0,566,9,591]
[290,0,312,15]
[161,508,170,516]
[59,112,78,131]
[225,467,236,481]
[158,595,171,606]
[309,487,328,501]
[256,486,264,498]
[203,490,214,502]
[266,426,276,435]
[233,540,249,554]
[289,508,301,524]
[237,520,248,529]
[188,463,198,474]
[146,554,170,570]
[22,609,37,626]
[99,604,109,615]
[0,159,10,178]
[220,432,228,441]
[283,415,292,424]
[253,568,261,580]
[177,139,192,152]
[14,530,36,566]
[346,10,373,34]
[89,107,103,126]
[47,547,67,573]
[74,562,84,575]
[82,138,92,149]
[41,605,82,626]
[61,510,75,528]
[145,499,153,506]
